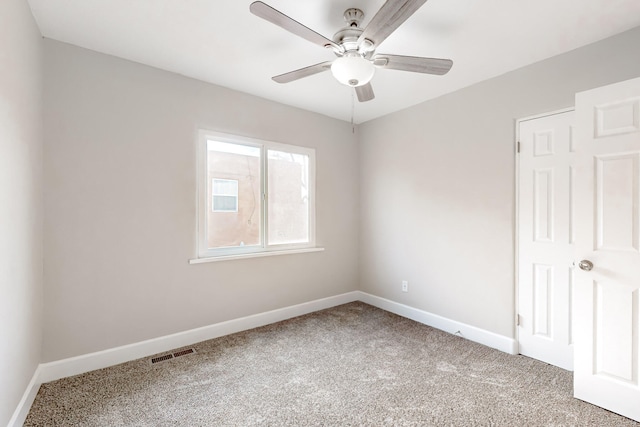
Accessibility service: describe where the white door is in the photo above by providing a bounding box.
[518,111,575,371]
[574,76,640,422]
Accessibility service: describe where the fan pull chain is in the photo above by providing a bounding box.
[351,90,355,133]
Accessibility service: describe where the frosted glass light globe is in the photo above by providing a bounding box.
[331,55,375,87]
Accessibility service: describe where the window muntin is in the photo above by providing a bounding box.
[197,131,315,258]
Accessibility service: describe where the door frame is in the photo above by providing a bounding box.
[514,107,576,356]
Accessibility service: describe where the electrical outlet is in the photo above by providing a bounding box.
[401,280,408,292]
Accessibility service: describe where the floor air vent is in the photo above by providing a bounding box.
[151,354,173,364]
[173,348,195,357]
[150,348,196,364]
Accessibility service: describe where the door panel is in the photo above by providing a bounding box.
[574,76,640,422]
[518,110,575,371]
[533,263,553,337]
[596,154,639,251]
[594,281,636,382]
[534,169,554,241]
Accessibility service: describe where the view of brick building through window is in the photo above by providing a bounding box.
[206,141,309,249]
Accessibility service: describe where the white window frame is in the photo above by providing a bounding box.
[194,130,317,261]
[211,178,239,212]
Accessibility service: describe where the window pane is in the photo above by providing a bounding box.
[267,149,309,245]
[207,140,261,249]
[213,179,238,196]
[212,195,237,212]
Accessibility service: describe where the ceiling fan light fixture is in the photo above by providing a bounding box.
[331,54,375,87]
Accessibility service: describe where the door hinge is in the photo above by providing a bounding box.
[516,141,521,153]
[516,314,521,326]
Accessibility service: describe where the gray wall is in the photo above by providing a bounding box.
[0,0,44,425]
[358,26,640,338]
[42,40,360,362]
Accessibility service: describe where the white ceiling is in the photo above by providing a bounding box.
[27,0,640,124]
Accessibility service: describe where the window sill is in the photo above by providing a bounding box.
[189,247,325,264]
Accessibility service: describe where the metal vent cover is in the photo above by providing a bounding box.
[173,348,195,358]
[151,354,173,364]
[150,348,196,364]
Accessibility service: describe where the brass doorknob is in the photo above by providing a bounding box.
[578,260,594,271]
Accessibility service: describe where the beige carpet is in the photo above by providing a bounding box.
[25,302,638,426]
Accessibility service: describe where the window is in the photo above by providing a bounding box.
[212,179,238,212]
[196,130,316,259]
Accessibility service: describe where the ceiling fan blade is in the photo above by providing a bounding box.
[358,0,427,48]
[374,54,453,75]
[355,83,375,102]
[250,2,341,52]
[272,61,333,84]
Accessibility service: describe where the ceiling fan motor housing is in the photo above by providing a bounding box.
[333,8,375,56]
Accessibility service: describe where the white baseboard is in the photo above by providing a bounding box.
[38,290,516,384]
[39,291,360,383]
[8,365,42,427]
[357,291,518,355]
[17,290,516,424]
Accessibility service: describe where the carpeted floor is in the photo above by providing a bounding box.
[25,302,639,426]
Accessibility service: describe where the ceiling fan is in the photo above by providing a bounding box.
[249,0,453,102]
